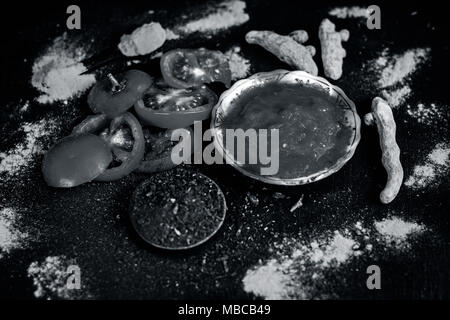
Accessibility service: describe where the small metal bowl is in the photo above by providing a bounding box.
[210,70,361,186]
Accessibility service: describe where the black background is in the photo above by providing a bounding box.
[0,0,449,299]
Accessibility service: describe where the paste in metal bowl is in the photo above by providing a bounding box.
[211,70,361,185]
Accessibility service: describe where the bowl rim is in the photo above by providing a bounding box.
[210,69,361,186]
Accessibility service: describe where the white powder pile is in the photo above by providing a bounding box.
[243,217,427,299]
[27,255,87,300]
[309,232,359,266]
[0,119,57,178]
[19,100,31,114]
[378,48,430,88]
[406,103,447,125]
[374,217,424,245]
[328,6,370,19]
[31,34,96,104]
[368,48,430,108]
[405,143,450,189]
[171,0,249,37]
[242,259,293,300]
[225,46,251,80]
[242,230,363,300]
[381,87,412,109]
[0,208,28,259]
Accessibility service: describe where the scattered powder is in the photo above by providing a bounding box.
[378,48,430,89]
[133,2,250,49]
[309,232,357,267]
[224,46,251,80]
[381,86,412,109]
[429,145,450,165]
[243,217,427,299]
[328,6,370,19]
[0,119,58,178]
[374,217,424,244]
[405,142,450,189]
[368,48,430,108]
[242,230,363,300]
[0,208,28,259]
[31,34,96,104]
[174,0,249,36]
[406,103,448,125]
[165,28,181,40]
[19,100,31,114]
[243,259,293,300]
[27,256,89,300]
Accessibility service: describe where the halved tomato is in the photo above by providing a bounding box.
[42,133,112,188]
[160,48,231,89]
[134,80,218,129]
[88,70,153,118]
[71,112,145,182]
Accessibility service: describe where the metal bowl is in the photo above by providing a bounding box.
[210,70,361,186]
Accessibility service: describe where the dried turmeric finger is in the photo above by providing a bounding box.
[318,19,349,80]
[245,30,318,75]
[365,97,403,204]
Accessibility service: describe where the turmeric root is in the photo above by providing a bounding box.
[318,19,349,80]
[365,97,403,204]
[245,30,318,75]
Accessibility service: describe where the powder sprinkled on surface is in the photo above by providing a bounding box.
[328,6,370,19]
[31,33,96,104]
[378,48,430,89]
[366,48,430,108]
[242,230,362,300]
[242,217,428,300]
[175,0,249,36]
[406,103,448,125]
[19,100,31,114]
[0,208,28,259]
[0,119,58,178]
[405,142,450,189]
[242,259,293,300]
[27,256,90,300]
[381,87,412,109]
[224,46,251,80]
[309,232,357,266]
[165,28,181,40]
[374,217,424,244]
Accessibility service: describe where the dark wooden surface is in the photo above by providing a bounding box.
[0,0,449,299]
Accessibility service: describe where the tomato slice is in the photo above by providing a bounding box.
[160,49,231,89]
[95,112,145,181]
[142,80,216,112]
[70,112,145,182]
[134,80,218,129]
[87,70,152,118]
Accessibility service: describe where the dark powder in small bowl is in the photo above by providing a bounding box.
[129,168,227,250]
